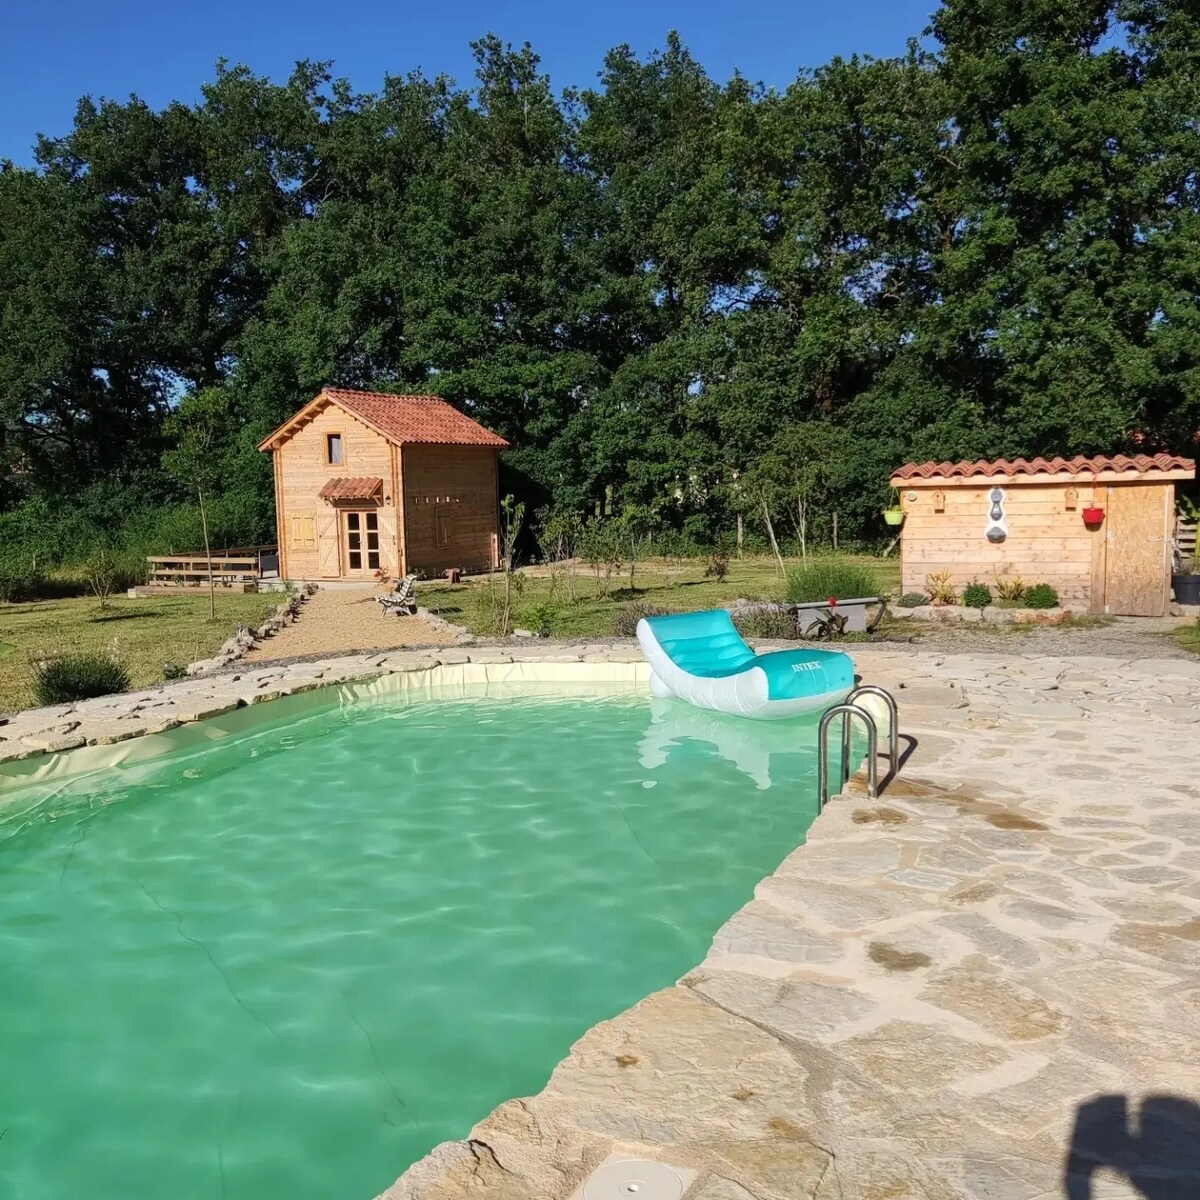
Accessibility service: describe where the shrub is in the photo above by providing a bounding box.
[162,661,187,681]
[522,602,559,636]
[579,517,623,599]
[33,651,131,705]
[1022,583,1060,609]
[613,601,668,638]
[704,546,730,582]
[993,574,1026,602]
[896,592,927,608]
[734,609,800,640]
[962,581,993,610]
[0,568,47,604]
[784,558,877,604]
[924,570,957,605]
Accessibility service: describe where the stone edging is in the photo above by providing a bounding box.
[186,584,317,676]
[0,643,646,769]
[897,603,1074,624]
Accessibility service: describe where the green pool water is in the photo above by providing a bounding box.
[0,685,826,1200]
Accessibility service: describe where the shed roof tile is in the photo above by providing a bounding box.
[891,454,1195,481]
[323,388,508,447]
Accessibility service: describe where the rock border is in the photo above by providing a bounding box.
[896,603,1075,624]
[0,643,647,768]
[185,583,317,676]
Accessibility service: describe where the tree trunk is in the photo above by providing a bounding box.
[797,498,808,562]
[198,488,216,621]
[832,510,839,551]
[736,513,744,557]
[761,499,786,575]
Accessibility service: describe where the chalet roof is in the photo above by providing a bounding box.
[891,454,1195,484]
[318,476,383,500]
[257,388,508,452]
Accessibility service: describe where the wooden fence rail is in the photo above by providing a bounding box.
[145,546,279,588]
[1177,517,1197,565]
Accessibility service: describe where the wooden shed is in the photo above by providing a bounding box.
[890,454,1196,617]
[258,388,508,581]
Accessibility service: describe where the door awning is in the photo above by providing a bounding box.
[318,476,383,501]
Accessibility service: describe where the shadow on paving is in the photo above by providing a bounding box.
[1065,1094,1200,1199]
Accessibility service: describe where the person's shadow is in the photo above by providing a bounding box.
[1065,1095,1200,1198]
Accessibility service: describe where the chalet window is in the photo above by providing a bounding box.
[289,513,316,548]
[325,433,343,465]
[436,509,455,548]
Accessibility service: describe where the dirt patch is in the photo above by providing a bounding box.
[868,942,933,972]
[242,587,459,661]
[853,807,909,825]
[986,811,1048,831]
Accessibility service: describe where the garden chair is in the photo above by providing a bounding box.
[376,573,418,616]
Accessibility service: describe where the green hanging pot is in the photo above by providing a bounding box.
[883,507,905,526]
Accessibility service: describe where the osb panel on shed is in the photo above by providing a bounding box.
[898,482,1099,601]
[1103,483,1172,616]
[402,444,499,575]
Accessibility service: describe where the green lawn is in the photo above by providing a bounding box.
[0,592,281,713]
[419,554,901,639]
[1173,618,1200,655]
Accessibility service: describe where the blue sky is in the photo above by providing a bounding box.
[2,0,935,164]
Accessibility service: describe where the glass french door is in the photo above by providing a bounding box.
[343,511,381,574]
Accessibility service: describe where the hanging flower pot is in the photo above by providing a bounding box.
[1082,506,1105,525]
[883,507,905,526]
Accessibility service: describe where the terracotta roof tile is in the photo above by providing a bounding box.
[323,388,508,448]
[318,476,384,500]
[891,454,1195,481]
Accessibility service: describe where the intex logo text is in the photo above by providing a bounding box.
[791,662,821,673]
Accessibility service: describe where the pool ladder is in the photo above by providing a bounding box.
[816,685,899,811]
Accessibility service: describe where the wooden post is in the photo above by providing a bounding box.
[736,513,744,557]
[832,511,839,551]
[198,488,216,620]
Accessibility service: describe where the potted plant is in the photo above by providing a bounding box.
[1173,556,1200,606]
[883,488,905,526]
[1082,505,1105,525]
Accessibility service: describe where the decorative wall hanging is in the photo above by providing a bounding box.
[882,486,904,526]
[933,490,946,513]
[1064,487,1078,511]
[984,486,1008,543]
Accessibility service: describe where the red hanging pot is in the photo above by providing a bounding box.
[1082,506,1105,525]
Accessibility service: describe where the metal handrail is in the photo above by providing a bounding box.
[817,703,878,810]
[846,684,899,777]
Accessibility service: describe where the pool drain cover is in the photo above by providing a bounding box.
[577,1155,697,1200]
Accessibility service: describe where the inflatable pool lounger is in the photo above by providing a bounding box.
[636,609,853,720]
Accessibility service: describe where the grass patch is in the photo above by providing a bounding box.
[1173,619,1200,655]
[419,555,900,639]
[0,592,280,712]
[784,559,880,604]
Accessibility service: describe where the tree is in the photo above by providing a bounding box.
[162,389,237,618]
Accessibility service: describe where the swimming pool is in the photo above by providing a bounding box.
[0,682,827,1200]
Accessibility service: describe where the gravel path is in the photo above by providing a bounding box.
[241,586,458,662]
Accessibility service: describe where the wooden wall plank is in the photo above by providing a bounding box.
[401,445,499,574]
[276,402,400,580]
